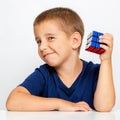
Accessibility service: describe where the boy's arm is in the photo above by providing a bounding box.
[94,33,116,112]
[6,86,59,111]
[6,86,92,111]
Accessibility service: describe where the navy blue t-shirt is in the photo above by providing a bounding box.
[19,60,100,109]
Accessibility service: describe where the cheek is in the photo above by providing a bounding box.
[53,41,65,49]
[38,49,42,57]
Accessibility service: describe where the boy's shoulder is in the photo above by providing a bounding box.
[82,59,100,71]
[36,64,55,74]
[82,59,100,65]
[81,59,100,80]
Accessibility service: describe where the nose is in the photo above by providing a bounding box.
[39,41,48,51]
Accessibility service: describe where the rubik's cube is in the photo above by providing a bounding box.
[85,31,105,54]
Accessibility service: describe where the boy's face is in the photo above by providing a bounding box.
[34,20,76,67]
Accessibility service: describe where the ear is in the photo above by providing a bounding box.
[70,32,82,50]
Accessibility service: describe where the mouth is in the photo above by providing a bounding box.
[43,52,55,58]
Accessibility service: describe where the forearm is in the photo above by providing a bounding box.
[94,59,116,111]
[6,88,61,111]
[6,87,92,112]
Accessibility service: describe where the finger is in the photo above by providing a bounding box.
[99,34,113,48]
[99,33,113,44]
[99,33,113,40]
[76,107,90,112]
[100,44,113,52]
[100,39,113,48]
[82,104,92,111]
[77,102,92,111]
[77,105,92,112]
[77,101,89,106]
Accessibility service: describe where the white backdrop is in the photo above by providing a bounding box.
[0,0,120,110]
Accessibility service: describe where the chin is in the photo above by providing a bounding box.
[47,61,60,68]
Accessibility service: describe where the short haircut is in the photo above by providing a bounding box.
[33,7,84,40]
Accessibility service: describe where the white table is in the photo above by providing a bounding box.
[0,110,120,120]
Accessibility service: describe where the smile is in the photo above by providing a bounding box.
[43,52,55,58]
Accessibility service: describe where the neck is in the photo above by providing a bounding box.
[56,58,82,74]
[55,57,83,87]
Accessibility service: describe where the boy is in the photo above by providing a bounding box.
[6,7,115,112]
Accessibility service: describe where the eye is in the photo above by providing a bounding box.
[36,39,41,45]
[48,36,55,40]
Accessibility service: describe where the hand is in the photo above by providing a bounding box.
[99,33,113,61]
[58,100,92,112]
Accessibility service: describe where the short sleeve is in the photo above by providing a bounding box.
[19,68,45,96]
[92,64,100,93]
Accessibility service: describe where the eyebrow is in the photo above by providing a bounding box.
[44,33,56,36]
[35,33,56,40]
[35,37,40,41]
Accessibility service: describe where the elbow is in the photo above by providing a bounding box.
[6,104,11,111]
[95,106,113,112]
[94,95,116,112]
[94,103,115,112]
[6,95,18,111]
[6,102,11,111]
[6,99,14,111]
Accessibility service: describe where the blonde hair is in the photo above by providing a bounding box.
[34,7,84,40]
